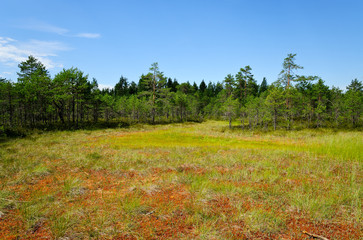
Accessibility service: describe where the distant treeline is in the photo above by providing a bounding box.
[0,54,362,135]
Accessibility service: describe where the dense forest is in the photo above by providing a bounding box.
[0,54,362,136]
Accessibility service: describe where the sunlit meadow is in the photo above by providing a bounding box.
[0,121,362,239]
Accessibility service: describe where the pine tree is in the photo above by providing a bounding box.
[312,79,329,127]
[265,84,285,130]
[222,95,239,129]
[199,80,207,93]
[258,77,268,96]
[345,79,363,126]
[0,78,15,127]
[52,67,89,126]
[17,56,52,127]
[279,54,303,89]
[235,66,253,101]
[224,74,235,97]
[115,76,129,96]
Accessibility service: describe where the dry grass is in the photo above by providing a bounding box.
[0,121,362,239]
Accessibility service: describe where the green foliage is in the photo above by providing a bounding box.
[235,65,255,101]
[258,77,268,96]
[114,75,129,96]
[0,55,362,134]
[53,67,90,125]
[199,80,207,93]
[221,95,239,128]
[345,79,363,127]
[223,74,235,97]
[265,85,285,130]
[278,53,303,88]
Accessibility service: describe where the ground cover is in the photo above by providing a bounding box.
[0,121,361,239]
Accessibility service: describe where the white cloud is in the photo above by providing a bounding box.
[75,33,101,39]
[0,36,69,69]
[98,84,114,90]
[20,20,100,39]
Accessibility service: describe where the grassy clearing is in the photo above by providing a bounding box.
[0,121,362,239]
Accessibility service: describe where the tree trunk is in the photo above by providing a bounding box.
[58,109,65,124]
[273,108,277,131]
[53,101,65,124]
[72,95,75,124]
[8,88,13,127]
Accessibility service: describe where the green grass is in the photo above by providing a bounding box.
[0,120,362,239]
[306,132,363,161]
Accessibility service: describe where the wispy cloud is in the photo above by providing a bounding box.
[0,71,12,78]
[20,20,101,38]
[75,33,101,39]
[0,36,69,69]
[0,37,16,44]
[21,20,69,35]
[19,40,70,56]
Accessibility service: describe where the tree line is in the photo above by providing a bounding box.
[0,54,362,135]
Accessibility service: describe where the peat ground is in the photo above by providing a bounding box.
[0,121,361,239]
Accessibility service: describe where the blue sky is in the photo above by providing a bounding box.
[1,0,362,89]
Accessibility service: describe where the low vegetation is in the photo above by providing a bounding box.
[0,121,361,239]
